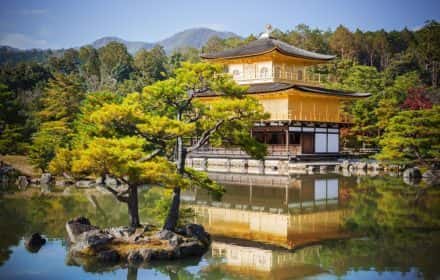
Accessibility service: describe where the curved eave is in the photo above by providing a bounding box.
[294,85,371,98]
[195,83,371,98]
[201,47,335,62]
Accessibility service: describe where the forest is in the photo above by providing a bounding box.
[0,20,439,167]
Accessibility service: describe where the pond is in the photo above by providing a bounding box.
[0,172,439,279]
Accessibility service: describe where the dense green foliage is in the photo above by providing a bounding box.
[0,21,439,167]
[376,106,440,165]
[44,62,266,227]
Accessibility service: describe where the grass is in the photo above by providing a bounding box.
[0,155,40,177]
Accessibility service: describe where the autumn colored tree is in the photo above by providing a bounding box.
[401,87,433,110]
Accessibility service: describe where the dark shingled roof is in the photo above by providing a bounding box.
[196,82,371,98]
[200,38,336,61]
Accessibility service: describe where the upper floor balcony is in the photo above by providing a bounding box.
[228,62,336,86]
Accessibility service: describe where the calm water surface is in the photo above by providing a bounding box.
[0,172,439,279]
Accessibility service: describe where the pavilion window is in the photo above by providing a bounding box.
[268,132,284,144]
[297,70,303,81]
[274,66,282,79]
[289,132,301,145]
[232,69,240,78]
[260,67,269,79]
[253,132,266,144]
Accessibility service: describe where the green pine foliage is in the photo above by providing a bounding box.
[376,106,440,165]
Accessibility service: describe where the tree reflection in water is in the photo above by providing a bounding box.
[0,175,439,279]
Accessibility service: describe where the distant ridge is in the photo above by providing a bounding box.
[90,28,238,54]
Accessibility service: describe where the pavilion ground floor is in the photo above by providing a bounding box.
[191,121,345,159]
[187,121,351,175]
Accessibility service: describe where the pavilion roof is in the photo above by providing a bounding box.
[200,37,336,61]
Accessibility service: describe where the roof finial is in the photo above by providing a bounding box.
[259,24,273,39]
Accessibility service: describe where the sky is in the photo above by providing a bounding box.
[0,0,439,49]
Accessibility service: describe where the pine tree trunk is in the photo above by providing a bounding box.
[127,266,138,280]
[128,185,140,228]
[163,186,181,231]
[163,132,186,231]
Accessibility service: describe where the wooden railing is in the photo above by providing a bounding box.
[267,110,351,123]
[191,144,301,157]
[233,70,335,85]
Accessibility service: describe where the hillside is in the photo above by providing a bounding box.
[157,28,237,53]
[0,27,238,65]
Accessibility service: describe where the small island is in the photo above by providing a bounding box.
[66,217,210,265]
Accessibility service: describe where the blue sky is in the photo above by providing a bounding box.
[0,0,439,49]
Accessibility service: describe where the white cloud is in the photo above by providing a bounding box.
[0,33,48,49]
[19,9,48,15]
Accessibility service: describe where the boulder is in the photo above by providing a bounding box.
[106,227,130,239]
[143,224,156,233]
[70,229,113,256]
[422,170,439,185]
[356,161,367,170]
[30,178,40,185]
[169,234,183,247]
[157,229,176,240]
[75,180,95,188]
[341,160,350,170]
[422,170,439,178]
[56,180,74,187]
[25,233,46,253]
[403,168,422,179]
[66,217,98,243]
[0,164,15,177]
[40,173,52,185]
[16,176,29,188]
[369,161,383,171]
[182,224,210,246]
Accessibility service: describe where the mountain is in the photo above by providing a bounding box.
[0,27,239,65]
[90,28,238,54]
[157,28,237,53]
[90,37,154,54]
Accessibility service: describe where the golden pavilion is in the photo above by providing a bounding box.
[196,25,370,158]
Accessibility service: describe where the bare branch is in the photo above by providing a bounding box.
[139,148,162,162]
[187,115,241,153]
[104,185,129,203]
[189,111,201,123]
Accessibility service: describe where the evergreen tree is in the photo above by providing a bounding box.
[29,74,85,171]
[376,106,440,165]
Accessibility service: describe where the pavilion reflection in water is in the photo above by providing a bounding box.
[182,173,355,249]
[208,242,326,279]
